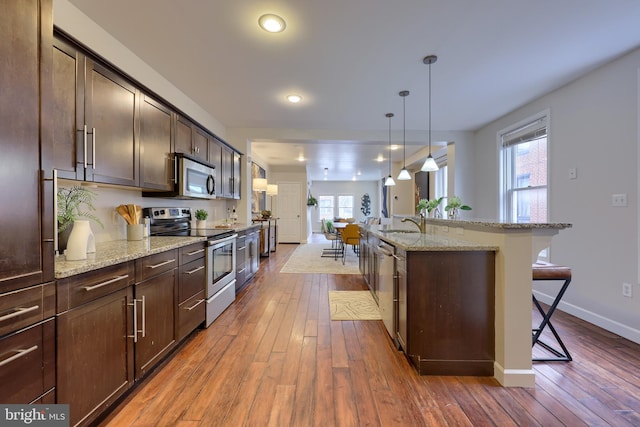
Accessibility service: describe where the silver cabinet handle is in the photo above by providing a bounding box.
[128,297,138,342]
[185,265,205,275]
[84,274,129,291]
[147,259,176,269]
[237,268,246,274]
[0,345,38,368]
[83,124,88,168]
[186,249,205,256]
[140,295,146,338]
[184,299,204,311]
[0,305,39,323]
[92,127,96,169]
[237,246,246,250]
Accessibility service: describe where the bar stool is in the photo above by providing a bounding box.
[531,261,573,362]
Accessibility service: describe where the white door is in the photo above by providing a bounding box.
[277,182,302,243]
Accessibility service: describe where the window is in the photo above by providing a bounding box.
[318,195,334,221]
[500,114,548,224]
[337,195,354,218]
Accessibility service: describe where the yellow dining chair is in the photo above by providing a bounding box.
[340,223,360,264]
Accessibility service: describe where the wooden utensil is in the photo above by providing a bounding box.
[116,204,132,224]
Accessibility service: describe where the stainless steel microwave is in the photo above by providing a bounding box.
[144,153,216,199]
[177,153,216,199]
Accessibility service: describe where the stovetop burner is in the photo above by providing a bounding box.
[143,207,235,240]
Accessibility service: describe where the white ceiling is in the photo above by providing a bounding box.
[68,0,640,181]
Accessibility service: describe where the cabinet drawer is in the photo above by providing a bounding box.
[0,282,55,337]
[178,290,205,341]
[136,249,178,282]
[0,318,55,404]
[179,242,206,265]
[179,257,205,303]
[57,262,134,312]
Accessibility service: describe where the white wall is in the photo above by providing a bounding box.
[308,180,380,233]
[473,48,640,343]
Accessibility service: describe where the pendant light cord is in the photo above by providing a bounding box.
[428,60,432,156]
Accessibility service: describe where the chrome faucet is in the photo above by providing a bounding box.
[401,214,427,233]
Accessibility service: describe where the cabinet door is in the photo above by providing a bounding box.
[396,249,407,351]
[0,0,48,292]
[193,127,209,162]
[51,37,84,180]
[134,268,176,379]
[85,59,139,186]
[222,146,233,198]
[208,139,223,197]
[232,151,241,199]
[174,115,193,155]
[140,94,173,191]
[57,287,134,427]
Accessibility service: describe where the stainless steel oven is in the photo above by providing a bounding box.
[205,233,237,326]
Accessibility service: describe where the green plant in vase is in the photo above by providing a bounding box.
[195,209,208,220]
[444,196,471,219]
[57,186,103,251]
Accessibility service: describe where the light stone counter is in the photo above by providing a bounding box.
[365,225,498,252]
[55,236,206,279]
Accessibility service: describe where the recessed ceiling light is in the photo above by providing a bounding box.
[259,14,286,33]
[297,155,305,162]
[287,94,302,103]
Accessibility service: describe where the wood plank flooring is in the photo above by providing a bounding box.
[100,235,640,426]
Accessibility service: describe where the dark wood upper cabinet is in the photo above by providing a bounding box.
[222,145,233,198]
[51,35,139,187]
[85,59,139,186]
[208,138,223,196]
[193,127,209,163]
[52,38,83,181]
[140,94,173,191]
[0,0,52,293]
[233,151,241,199]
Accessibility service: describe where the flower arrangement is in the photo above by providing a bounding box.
[444,196,471,219]
[416,197,443,217]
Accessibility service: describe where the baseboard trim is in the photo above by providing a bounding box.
[493,362,535,387]
[533,290,640,344]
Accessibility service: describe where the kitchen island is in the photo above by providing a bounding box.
[379,217,571,387]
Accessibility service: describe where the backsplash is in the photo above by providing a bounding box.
[57,182,231,243]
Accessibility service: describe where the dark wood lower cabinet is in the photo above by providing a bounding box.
[0,319,55,404]
[134,268,176,379]
[57,287,134,427]
[400,250,495,376]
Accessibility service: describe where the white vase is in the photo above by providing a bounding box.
[65,220,95,261]
[196,219,207,229]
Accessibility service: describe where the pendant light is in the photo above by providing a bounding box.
[397,90,411,180]
[384,113,396,186]
[421,55,439,172]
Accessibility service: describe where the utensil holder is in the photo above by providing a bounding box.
[127,224,144,241]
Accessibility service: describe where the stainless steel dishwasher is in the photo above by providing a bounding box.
[376,240,396,342]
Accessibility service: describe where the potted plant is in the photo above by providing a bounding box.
[307,192,318,207]
[444,196,472,219]
[416,197,444,218]
[57,186,103,252]
[195,209,208,229]
[261,210,272,219]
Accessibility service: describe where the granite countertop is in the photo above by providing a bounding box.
[365,225,498,252]
[55,236,207,279]
[424,218,572,230]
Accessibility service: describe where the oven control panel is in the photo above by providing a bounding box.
[144,207,191,220]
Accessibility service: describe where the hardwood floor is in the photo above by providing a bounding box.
[101,235,640,426]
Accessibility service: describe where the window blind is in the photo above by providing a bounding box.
[502,117,547,147]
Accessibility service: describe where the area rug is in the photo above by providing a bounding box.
[280,243,360,274]
[328,291,382,320]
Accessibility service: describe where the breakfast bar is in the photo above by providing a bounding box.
[423,218,572,387]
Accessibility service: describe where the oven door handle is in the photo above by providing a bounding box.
[207,234,238,247]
